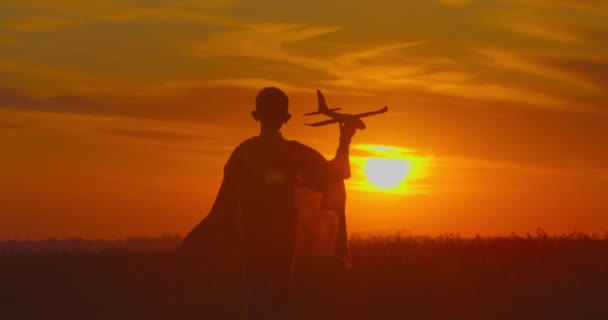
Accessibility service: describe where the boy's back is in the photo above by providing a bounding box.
[229,134,330,256]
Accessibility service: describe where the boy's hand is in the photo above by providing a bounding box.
[339,120,357,141]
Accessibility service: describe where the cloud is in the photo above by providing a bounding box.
[496,21,589,46]
[101,128,214,142]
[428,83,565,107]
[425,154,607,194]
[1,0,606,117]
[487,8,608,47]
[0,86,102,112]
[202,78,307,92]
[437,0,475,6]
[6,16,76,31]
[505,0,608,13]
[196,25,478,95]
[0,61,110,95]
[0,84,258,125]
[100,6,242,27]
[192,20,598,111]
[196,23,343,66]
[477,5,608,112]
[0,2,258,95]
[540,55,608,91]
[476,49,590,90]
[476,49,608,97]
[0,0,243,32]
[0,120,24,130]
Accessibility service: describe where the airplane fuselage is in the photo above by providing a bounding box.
[304,90,388,128]
[321,111,368,130]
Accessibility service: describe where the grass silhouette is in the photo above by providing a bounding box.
[1,231,607,319]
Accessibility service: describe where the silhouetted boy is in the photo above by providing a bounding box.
[180,87,355,318]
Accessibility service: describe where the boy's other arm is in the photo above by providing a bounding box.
[301,121,357,181]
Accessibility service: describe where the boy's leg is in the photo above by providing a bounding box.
[244,255,294,319]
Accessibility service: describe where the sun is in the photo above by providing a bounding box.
[351,144,433,194]
[364,158,410,189]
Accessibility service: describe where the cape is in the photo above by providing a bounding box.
[177,141,350,264]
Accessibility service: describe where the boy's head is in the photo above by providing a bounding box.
[252,87,291,132]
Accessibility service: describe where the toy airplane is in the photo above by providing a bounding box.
[304,90,388,129]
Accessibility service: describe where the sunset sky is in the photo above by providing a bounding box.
[1,0,607,239]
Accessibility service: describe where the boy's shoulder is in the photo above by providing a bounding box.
[289,140,326,161]
[236,136,320,157]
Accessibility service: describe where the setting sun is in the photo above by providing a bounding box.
[348,144,434,194]
[364,158,410,189]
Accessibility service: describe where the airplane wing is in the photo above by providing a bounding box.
[305,106,389,127]
[305,118,341,127]
[303,108,341,116]
[350,106,388,118]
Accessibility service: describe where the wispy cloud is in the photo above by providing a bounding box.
[487,8,608,47]
[196,23,344,64]
[0,120,24,130]
[476,49,608,99]
[494,20,589,46]
[100,6,242,27]
[476,49,594,91]
[436,0,474,6]
[506,0,608,13]
[0,86,102,111]
[1,0,607,117]
[101,128,214,142]
[0,0,242,32]
[5,16,75,31]
[0,60,115,96]
[192,19,601,111]
[195,24,428,90]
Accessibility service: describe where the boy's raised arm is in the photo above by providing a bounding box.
[327,121,357,179]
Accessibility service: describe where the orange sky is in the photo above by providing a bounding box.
[1,0,607,239]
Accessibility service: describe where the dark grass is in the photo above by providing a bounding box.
[1,232,607,319]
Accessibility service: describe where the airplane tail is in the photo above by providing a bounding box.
[303,90,340,115]
[317,89,329,113]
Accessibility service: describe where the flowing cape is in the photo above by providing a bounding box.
[177,167,241,262]
[177,141,350,263]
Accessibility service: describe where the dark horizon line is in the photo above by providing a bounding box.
[2,230,607,254]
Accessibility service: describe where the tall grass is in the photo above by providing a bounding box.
[1,232,607,319]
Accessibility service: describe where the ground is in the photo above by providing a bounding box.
[1,233,607,319]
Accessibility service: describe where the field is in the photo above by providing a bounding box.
[1,232,607,319]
